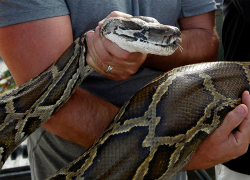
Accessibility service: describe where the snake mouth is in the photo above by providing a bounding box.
[162,35,181,46]
[162,36,183,52]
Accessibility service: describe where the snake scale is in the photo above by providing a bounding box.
[0,16,250,180]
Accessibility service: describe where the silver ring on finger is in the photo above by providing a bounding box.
[105,65,113,74]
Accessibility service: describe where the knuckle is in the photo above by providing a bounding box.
[117,50,131,60]
[234,139,249,155]
[243,144,249,154]
[241,145,249,155]
[212,130,225,141]
[236,145,248,157]
[127,67,138,75]
[110,11,120,17]
[109,11,131,18]
[226,111,240,125]
[108,75,118,81]
[119,74,130,81]
[100,53,110,63]
[95,59,104,69]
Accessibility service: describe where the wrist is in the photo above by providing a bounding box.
[42,87,119,148]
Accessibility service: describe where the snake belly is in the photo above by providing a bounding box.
[0,16,249,180]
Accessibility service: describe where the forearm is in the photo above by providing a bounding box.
[0,16,119,148]
[42,87,119,148]
[144,28,219,71]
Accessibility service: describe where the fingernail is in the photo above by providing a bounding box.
[95,26,100,32]
[86,32,93,40]
[99,20,104,26]
[237,106,246,115]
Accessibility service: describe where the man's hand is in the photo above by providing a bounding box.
[184,91,250,170]
[86,11,147,81]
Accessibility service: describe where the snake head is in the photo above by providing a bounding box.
[101,16,182,56]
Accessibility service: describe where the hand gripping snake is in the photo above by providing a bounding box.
[0,16,249,180]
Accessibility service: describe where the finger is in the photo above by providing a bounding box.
[241,90,250,121]
[94,25,132,64]
[86,30,105,72]
[92,27,135,77]
[93,27,113,65]
[102,36,147,63]
[95,27,143,74]
[98,11,132,27]
[86,30,128,79]
[86,28,113,74]
[216,104,248,140]
[235,91,250,143]
[101,36,132,61]
[92,27,134,68]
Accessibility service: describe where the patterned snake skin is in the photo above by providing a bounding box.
[0,16,249,180]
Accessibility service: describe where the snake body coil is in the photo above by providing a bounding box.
[0,16,249,180]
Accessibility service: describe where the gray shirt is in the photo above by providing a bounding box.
[0,0,216,179]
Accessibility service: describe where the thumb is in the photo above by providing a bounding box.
[216,104,248,139]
